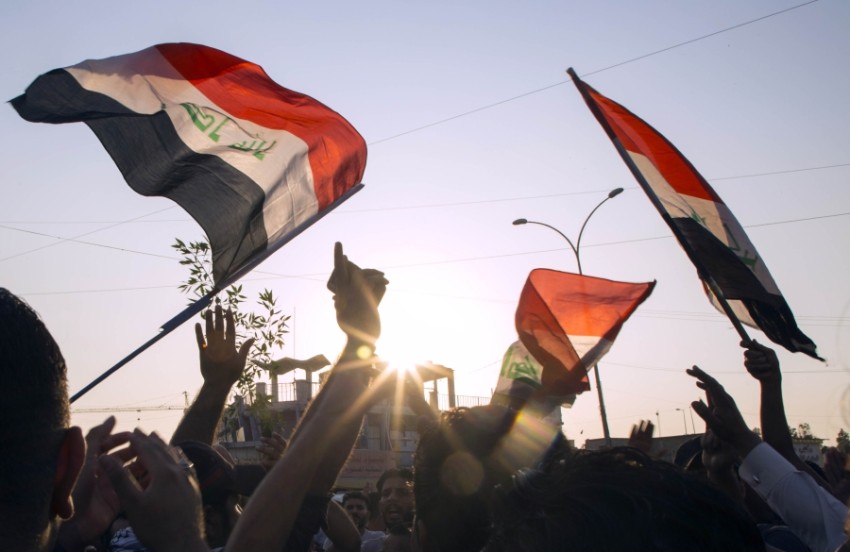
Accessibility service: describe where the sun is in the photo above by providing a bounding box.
[374,291,436,376]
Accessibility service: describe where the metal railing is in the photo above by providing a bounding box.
[265,381,489,412]
[270,381,322,403]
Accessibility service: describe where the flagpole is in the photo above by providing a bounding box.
[70,290,216,403]
[567,68,751,343]
[70,184,366,403]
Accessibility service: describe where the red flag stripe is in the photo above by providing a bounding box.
[156,43,366,210]
[516,269,655,396]
[527,270,655,337]
[587,87,722,204]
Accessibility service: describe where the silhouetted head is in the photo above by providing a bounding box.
[485,447,765,552]
[413,405,562,552]
[0,288,84,551]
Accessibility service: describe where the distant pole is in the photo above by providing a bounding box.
[688,407,697,434]
[513,187,623,447]
[656,410,661,437]
[676,408,688,434]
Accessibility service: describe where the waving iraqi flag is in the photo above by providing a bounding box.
[568,68,819,359]
[12,43,367,285]
[515,270,655,397]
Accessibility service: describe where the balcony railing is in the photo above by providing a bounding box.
[262,381,322,403]
[262,381,490,412]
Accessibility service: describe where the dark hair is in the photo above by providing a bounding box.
[485,447,765,552]
[0,289,70,545]
[376,467,413,494]
[342,490,369,510]
[413,406,530,552]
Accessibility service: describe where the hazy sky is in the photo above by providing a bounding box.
[2,0,848,447]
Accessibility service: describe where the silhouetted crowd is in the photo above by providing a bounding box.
[2,243,848,551]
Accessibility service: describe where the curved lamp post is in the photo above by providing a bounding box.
[512,187,623,275]
[513,187,624,446]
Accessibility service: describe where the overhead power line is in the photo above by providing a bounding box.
[4,159,846,226]
[0,1,830,265]
[14,210,850,298]
[368,0,819,146]
[6,208,849,280]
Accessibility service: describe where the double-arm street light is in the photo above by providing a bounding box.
[513,187,623,276]
[513,187,624,446]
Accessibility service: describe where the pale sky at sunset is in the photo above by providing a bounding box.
[2,0,848,447]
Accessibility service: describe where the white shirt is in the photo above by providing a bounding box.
[739,442,847,552]
[324,529,386,552]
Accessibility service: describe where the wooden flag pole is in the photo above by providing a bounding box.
[567,68,752,344]
[70,184,365,403]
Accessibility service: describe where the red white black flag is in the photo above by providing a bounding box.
[569,69,819,359]
[12,43,366,285]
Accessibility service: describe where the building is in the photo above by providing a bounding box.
[219,362,504,489]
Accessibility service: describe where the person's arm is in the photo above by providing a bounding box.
[743,340,830,490]
[171,305,254,445]
[324,500,362,552]
[739,443,848,552]
[687,365,762,461]
[688,365,848,552]
[294,243,388,497]
[700,429,743,503]
[225,242,388,551]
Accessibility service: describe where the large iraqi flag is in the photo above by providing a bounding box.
[568,68,819,359]
[515,270,655,396]
[12,43,367,285]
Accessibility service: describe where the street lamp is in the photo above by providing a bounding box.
[512,187,622,275]
[675,408,688,435]
[513,187,624,446]
[687,406,697,434]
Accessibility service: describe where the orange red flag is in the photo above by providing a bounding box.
[515,269,655,396]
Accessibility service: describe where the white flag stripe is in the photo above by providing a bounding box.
[629,151,781,294]
[569,335,613,365]
[66,49,318,243]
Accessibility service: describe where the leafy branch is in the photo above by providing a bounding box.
[172,238,290,400]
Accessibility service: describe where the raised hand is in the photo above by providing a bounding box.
[687,365,760,456]
[257,432,288,471]
[195,304,255,388]
[701,429,739,474]
[743,340,781,385]
[56,417,133,550]
[627,420,654,454]
[100,430,207,552]
[327,242,388,348]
